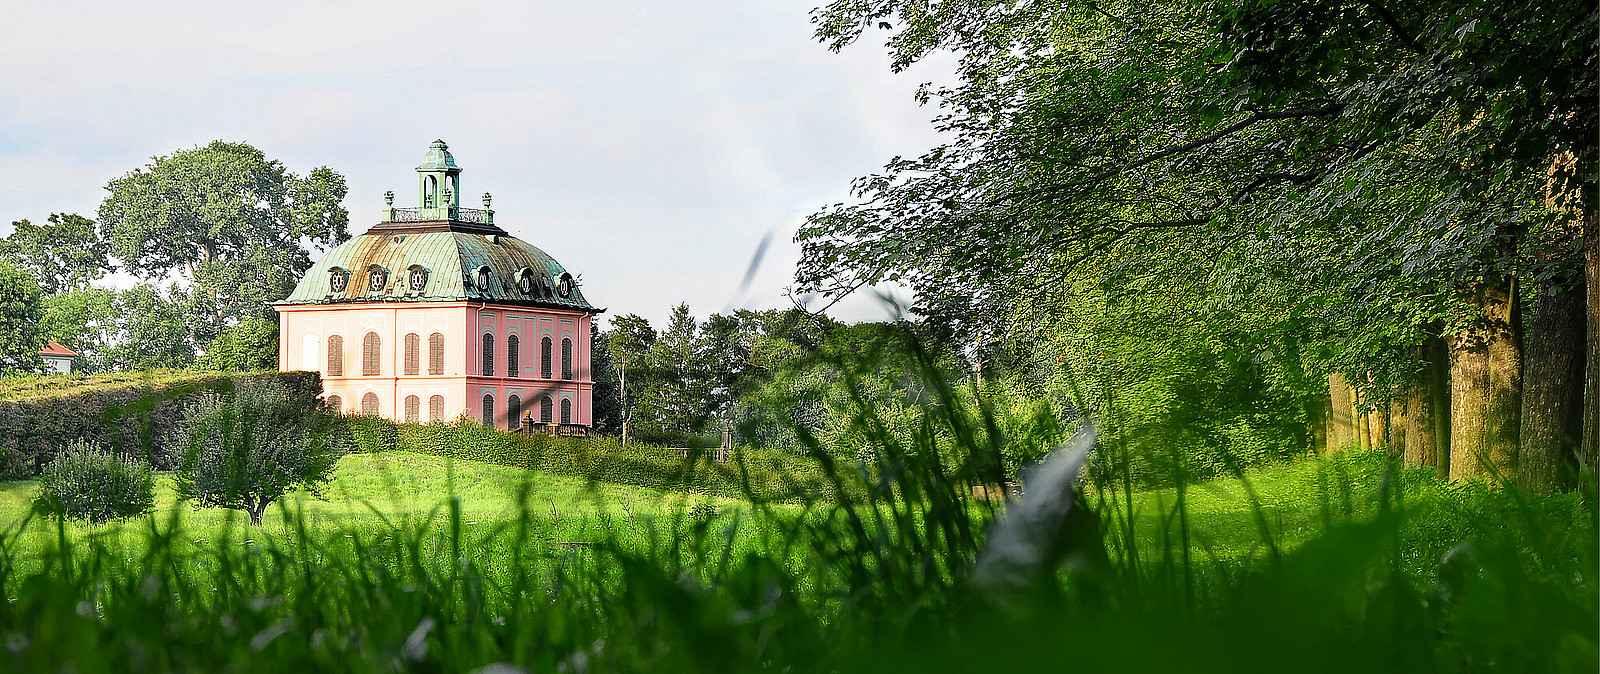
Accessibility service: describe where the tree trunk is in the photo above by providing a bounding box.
[247,498,267,525]
[1584,210,1600,478]
[1518,280,1587,495]
[1327,374,1357,452]
[1308,391,1330,455]
[1449,280,1521,483]
[1403,333,1449,473]
[1390,399,1406,459]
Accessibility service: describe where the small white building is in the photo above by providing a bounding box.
[40,340,77,374]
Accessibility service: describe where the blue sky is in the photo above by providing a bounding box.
[0,1,949,327]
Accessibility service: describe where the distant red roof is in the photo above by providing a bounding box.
[40,340,78,357]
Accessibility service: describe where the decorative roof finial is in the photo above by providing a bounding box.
[384,190,394,206]
[482,192,493,209]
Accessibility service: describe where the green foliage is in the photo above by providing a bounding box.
[0,213,112,295]
[38,288,117,373]
[36,285,198,373]
[195,315,279,371]
[174,376,348,524]
[0,259,43,375]
[97,141,349,342]
[0,370,321,480]
[33,440,154,523]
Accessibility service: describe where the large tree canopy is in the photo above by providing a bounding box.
[0,213,112,295]
[98,141,350,342]
[799,0,1594,320]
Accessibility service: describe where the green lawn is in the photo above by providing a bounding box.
[2,447,1577,583]
[0,450,751,576]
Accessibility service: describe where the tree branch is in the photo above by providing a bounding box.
[1359,1,1427,55]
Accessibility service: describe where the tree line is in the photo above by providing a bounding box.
[0,141,348,375]
[795,0,1596,494]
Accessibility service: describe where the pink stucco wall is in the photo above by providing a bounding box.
[276,301,596,430]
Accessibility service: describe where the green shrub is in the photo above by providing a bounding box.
[174,376,349,524]
[33,440,155,523]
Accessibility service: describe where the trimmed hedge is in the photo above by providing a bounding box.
[346,416,849,502]
[0,370,321,479]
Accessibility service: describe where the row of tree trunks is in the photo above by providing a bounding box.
[1517,277,1588,494]
[1448,277,1522,483]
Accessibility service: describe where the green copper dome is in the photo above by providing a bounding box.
[280,230,595,310]
[281,140,597,312]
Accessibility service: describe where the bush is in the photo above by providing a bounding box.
[33,440,155,523]
[174,376,349,524]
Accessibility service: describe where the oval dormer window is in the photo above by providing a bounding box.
[517,268,535,295]
[408,265,428,292]
[367,265,389,293]
[329,267,349,293]
[476,266,493,292]
[557,273,574,298]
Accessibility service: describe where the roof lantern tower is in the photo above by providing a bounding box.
[379,140,495,229]
[416,139,461,220]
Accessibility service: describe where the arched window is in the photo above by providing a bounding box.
[540,396,553,423]
[363,332,381,376]
[326,395,342,413]
[428,332,445,375]
[424,175,437,207]
[404,395,420,423]
[508,395,522,430]
[507,334,520,377]
[361,392,379,416]
[481,394,495,428]
[404,333,420,375]
[481,333,495,376]
[561,338,573,380]
[327,335,344,376]
[560,398,572,424]
[540,336,552,379]
[428,395,445,422]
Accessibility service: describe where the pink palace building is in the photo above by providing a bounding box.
[275,140,602,431]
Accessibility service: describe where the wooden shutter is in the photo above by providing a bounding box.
[482,394,495,427]
[429,395,445,422]
[560,398,571,424]
[429,333,444,375]
[540,396,553,423]
[363,332,381,376]
[541,337,552,379]
[361,392,379,416]
[327,335,343,376]
[326,395,342,413]
[404,395,420,423]
[404,334,419,375]
[507,334,520,377]
[508,395,521,430]
[561,338,572,380]
[482,333,495,376]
